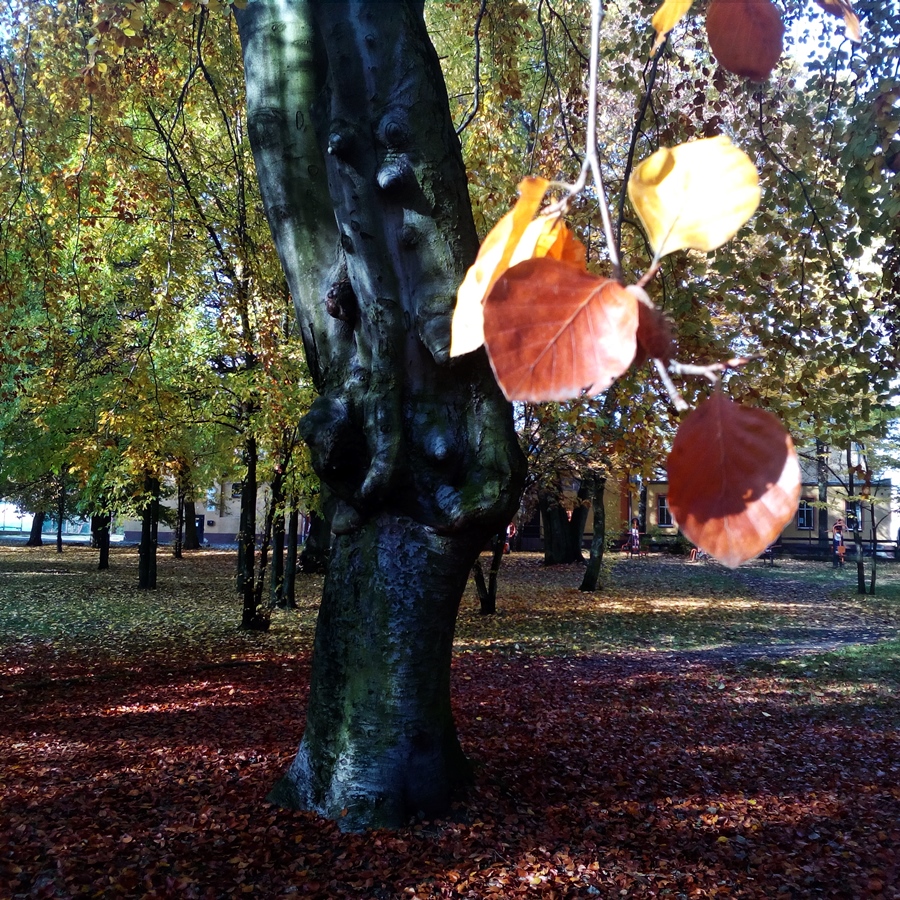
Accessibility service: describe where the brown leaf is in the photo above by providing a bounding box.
[483,257,638,401]
[666,393,800,567]
[628,285,674,365]
[705,0,785,81]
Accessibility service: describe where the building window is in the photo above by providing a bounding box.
[797,500,814,530]
[231,482,244,499]
[657,494,673,527]
[206,488,217,512]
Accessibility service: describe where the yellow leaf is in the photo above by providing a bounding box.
[815,0,861,42]
[651,0,694,53]
[451,177,552,357]
[627,135,760,259]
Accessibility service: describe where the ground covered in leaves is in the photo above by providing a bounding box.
[1,546,899,898]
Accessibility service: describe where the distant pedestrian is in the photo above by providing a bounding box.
[832,518,845,568]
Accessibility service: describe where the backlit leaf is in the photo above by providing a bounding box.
[628,136,760,259]
[450,177,551,357]
[815,0,861,42]
[705,0,785,80]
[482,257,637,402]
[667,393,800,568]
[651,0,694,53]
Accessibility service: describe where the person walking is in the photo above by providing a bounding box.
[832,518,845,568]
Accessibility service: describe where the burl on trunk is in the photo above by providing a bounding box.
[235,0,525,829]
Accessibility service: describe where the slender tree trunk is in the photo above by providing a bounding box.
[173,482,185,560]
[283,505,299,609]
[55,475,65,554]
[816,438,829,558]
[183,500,200,550]
[25,510,44,546]
[472,532,505,615]
[235,0,524,829]
[138,476,160,590]
[269,473,286,608]
[580,475,607,592]
[239,436,268,631]
[848,447,866,594]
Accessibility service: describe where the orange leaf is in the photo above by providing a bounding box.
[705,0,784,81]
[666,393,800,568]
[482,257,638,401]
[451,177,552,357]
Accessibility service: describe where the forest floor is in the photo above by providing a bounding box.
[1,545,899,899]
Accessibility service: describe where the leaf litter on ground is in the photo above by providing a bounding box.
[1,545,899,898]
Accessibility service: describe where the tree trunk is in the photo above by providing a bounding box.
[235,0,524,829]
[540,485,586,565]
[55,475,65,554]
[868,502,877,596]
[92,513,111,571]
[173,481,185,560]
[472,532,505,615]
[816,438,829,558]
[138,476,160,590]
[580,475,606,592]
[183,500,200,550]
[267,516,480,830]
[26,510,44,546]
[847,447,866,594]
[269,474,286,608]
[239,435,268,630]
[298,509,330,575]
[283,505,299,609]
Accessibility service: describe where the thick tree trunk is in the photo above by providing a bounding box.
[138,476,160,590]
[268,516,479,829]
[236,0,524,829]
[580,475,606,592]
[540,482,587,565]
[173,482,184,560]
[183,500,200,550]
[26,510,44,546]
[92,513,111,571]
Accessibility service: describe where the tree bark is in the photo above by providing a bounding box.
[816,438,829,558]
[540,480,588,565]
[298,509,330,575]
[138,476,160,590]
[472,532,505,615]
[26,510,44,546]
[55,475,65,554]
[283,505,299,608]
[580,475,606,592]
[183,500,200,550]
[269,472,286,608]
[239,435,268,630]
[92,513,111,571]
[235,0,524,828]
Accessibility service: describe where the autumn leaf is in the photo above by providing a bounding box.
[666,393,801,568]
[651,0,694,53]
[628,284,674,364]
[451,177,551,357]
[705,0,785,81]
[815,0,861,42]
[628,136,760,260]
[482,257,637,402]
